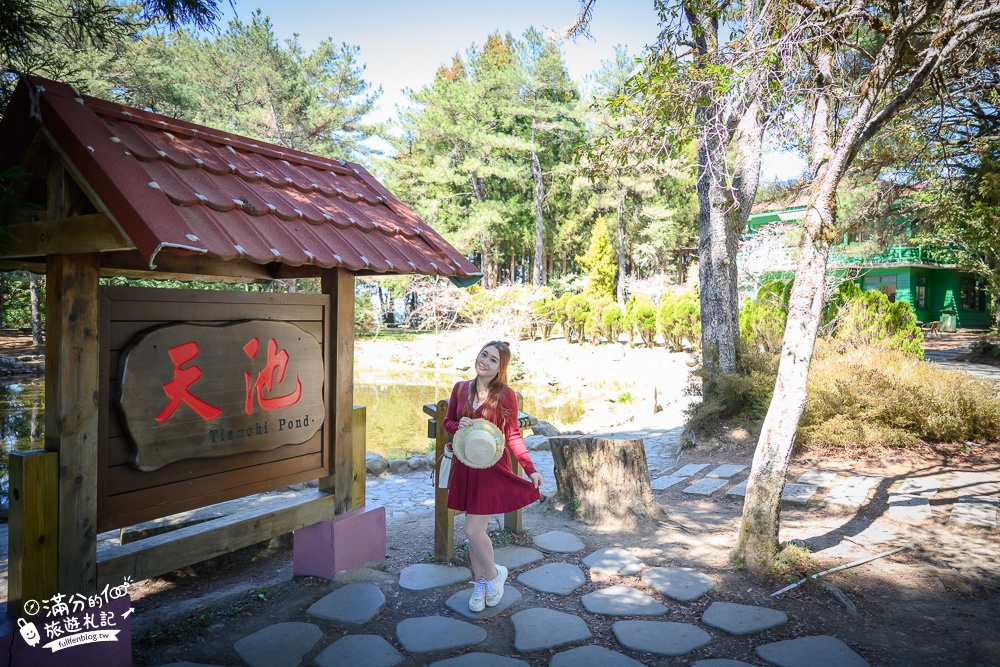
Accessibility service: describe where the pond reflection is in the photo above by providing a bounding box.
[0,379,45,504]
[355,379,586,461]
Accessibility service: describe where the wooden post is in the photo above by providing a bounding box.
[433,399,455,562]
[320,268,355,514]
[8,450,59,617]
[352,405,366,510]
[46,251,101,596]
[504,392,526,533]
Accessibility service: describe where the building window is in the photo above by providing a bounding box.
[863,275,897,302]
[914,276,926,309]
[960,278,986,311]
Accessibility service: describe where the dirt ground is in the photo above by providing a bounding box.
[3,330,999,666]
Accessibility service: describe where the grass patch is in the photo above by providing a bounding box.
[687,342,1000,454]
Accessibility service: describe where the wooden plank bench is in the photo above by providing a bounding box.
[423,395,537,562]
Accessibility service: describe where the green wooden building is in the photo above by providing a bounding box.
[744,206,992,329]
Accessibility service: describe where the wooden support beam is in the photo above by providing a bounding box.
[46,252,101,596]
[100,250,277,282]
[352,405,367,510]
[319,268,355,513]
[0,213,131,258]
[8,450,59,617]
[433,399,455,562]
[97,491,336,589]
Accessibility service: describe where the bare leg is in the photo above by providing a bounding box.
[463,514,497,581]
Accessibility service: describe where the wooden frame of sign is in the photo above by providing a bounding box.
[97,286,334,532]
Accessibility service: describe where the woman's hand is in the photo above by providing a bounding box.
[458,417,473,429]
[529,472,543,489]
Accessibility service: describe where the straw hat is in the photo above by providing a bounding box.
[453,418,505,469]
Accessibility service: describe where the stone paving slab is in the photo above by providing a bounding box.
[949,496,999,528]
[701,601,788,635]
[641,566,715,602]
[313,635,403,667]
[532,530,585,553]
[824,475,883,509]
[517,562,586,595]
[511,608,591,652]
[781,483,818,505]
[494,546,544,570]
[582,547,647,577]
[887,494,932,522]
[398,564,472,590]
[754,635,870,666]
[581,584,668,616]
[306,582,386,624]
[612,620,711,656]
[232,621,321,667]
[797,470,840,487]
[683,478,729,495]
[651,475,689,490]
[672,463,710,477]
[896,477,941,496]
[948,471,1000,497]
[691,661,756,667]
[395,616,486,653]
[445,585,522,619]
[706,464,747,478]
[726,480,748,497]
[549,645,646,667]
[429,653,530,667]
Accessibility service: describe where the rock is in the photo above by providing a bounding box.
[531,420,561,437]
[407,455,430,471]
[524,435,550,451]
[387,459,409,474]
[366,454,388,475]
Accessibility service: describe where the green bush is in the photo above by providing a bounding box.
[565,293,591,344]
[659,291,700,351]
[576,215,617,299]
[553,293,573,341]
[532,297,559,341]
[626,294,658,347]
[968,336,1000,360]
[685,348,778,433]
[740,280,790,355]
[589,297,624,343]
[833,290,923,358]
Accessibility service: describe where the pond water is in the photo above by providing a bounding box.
[0,376,585,464]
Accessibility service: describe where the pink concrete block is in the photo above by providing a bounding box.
[293,504,387,579]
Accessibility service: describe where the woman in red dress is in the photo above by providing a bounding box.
[444,340,543,612]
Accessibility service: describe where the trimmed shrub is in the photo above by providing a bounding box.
[626,294,658,347]
[590,297,624,344]
[833,289,923,358]
[553,293,573,342]
[739,280,790,355]
[532,297,559,341]
[565,293,591,344]
[659,291,700,351]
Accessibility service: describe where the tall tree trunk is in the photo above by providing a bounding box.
[30,273,41,346]
[616,178,626,308]
[686,6,740,376]
[734,41,838,570]
[530,125,546,286]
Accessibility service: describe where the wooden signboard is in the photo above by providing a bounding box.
[118,320,325,471]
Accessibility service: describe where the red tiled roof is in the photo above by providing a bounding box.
[0,76,481,281]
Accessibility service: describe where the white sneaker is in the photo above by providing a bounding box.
[468,579,486,612]
[485,564,507,607]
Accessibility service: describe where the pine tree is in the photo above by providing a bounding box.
[576,215,616,298]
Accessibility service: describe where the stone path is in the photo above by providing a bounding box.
[204,530,873,667]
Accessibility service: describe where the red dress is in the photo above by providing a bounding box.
[445,380,541,514]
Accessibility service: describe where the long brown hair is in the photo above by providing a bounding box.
[462,340,511,429]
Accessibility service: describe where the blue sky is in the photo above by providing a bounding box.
[218,1,805,180]
[221,0,661,123]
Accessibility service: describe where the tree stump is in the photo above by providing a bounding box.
[547,436,667,533]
